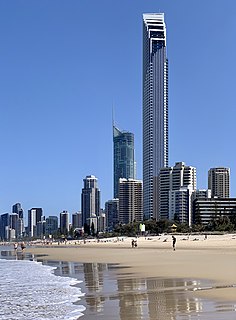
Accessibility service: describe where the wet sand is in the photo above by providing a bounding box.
[44,259,231,320]
[27,234,236,305]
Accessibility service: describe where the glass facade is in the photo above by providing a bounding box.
[113,125,135,199]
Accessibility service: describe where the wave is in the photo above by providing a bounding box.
[0,259,86,320]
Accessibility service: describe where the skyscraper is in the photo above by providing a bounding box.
[81,175,100,230]
[12,203,24,238]
[45,216,58,236]
[208,167,230,198]
[143,13,169,219]
[28,208,43,238]
[60,210,69,235]
[159,162,197,221]
[113,125,135,199]
[105,198,119,230]
[118,178,143,224]
[72,211,82,229]
[12,203,23,219]
[10,213,18,233]
[169,187,194,226]
[0,213,10,240]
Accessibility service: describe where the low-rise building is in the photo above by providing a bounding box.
[193,198,236,226]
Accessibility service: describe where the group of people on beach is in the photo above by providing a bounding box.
[131,239,138,248]
[14,242,26,252]
[131,236,177,250]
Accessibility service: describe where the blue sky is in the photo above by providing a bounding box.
[0,0,236,218]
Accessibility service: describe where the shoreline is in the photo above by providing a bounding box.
[26,234,236,303]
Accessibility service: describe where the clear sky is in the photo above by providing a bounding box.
[0,0,236,218]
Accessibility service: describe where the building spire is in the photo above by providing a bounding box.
[112,102,115,127]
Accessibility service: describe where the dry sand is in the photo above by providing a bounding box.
[27,233,236,302]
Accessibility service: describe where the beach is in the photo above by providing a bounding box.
[24,234,236,319]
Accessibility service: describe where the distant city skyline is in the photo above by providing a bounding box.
[1,1,236,216]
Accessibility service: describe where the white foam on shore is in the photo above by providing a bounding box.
[0,258,86,320]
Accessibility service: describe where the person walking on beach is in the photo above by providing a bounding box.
[21,242,26,252]
[131,239,134,248]
[172,236,176,251]
[14,243,18,252]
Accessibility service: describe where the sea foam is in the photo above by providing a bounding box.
[0,258,85,320]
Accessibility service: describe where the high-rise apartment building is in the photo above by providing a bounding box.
[12,203,23,219]
[169,187,194,226]
[17,218,24,238]
[12,203,20,214]
[159,162,196,221]
[118,178,143,224]
[28,208,43,238]
[45,216,58,236]
[157,167,172,220]
[98,211,106,233]
[171,162,196,191]
[12,203,24,238]
[105,198,119,230]
[72,211,82,229]
[143,13,169,220]
[60,210,69,234]
[36,218,46,238]
[0,213,10,240]
[113,125,135,199]
[208,167,230,198]
[81,175,100,229]
[10,213,18,232]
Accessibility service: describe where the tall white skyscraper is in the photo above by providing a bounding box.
[159,162,197,222]
[28,208,43,238]
[143,13,169,219]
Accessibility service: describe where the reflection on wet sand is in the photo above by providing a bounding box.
[2,249,235,320]
[1,249,31,260]
[46,260,236,320]
[116,277,205,320]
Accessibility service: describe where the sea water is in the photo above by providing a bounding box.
[0,258,85,320]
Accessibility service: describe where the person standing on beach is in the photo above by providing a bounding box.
[172,236,176,251]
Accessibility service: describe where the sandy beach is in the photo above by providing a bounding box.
[27,233,236,305]
[2,235,236,320]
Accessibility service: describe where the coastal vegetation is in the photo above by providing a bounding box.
[67,215,236,239]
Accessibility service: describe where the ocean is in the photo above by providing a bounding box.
[0,247,85,320]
